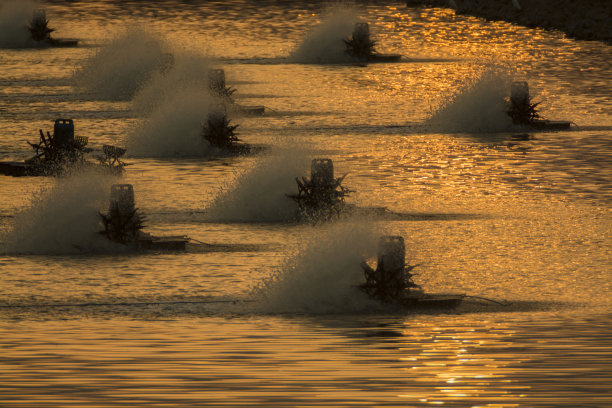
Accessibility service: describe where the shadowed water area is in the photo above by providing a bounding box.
[0,1,610,407]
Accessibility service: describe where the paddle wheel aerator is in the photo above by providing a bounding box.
[99,184,145,245]
[288,158,351,221]
[202,105,240,149]
[359,236,465,309]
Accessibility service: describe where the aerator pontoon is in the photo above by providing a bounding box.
[359,236,465,309]
[27,9,78,47]
[507,81,571,130]
[208,69,265,115]
[99,184,189,250]
[287,158,351,221]
[344,23,401,63]
[0,119,127,177]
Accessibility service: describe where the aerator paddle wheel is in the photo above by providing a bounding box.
[202,106,240,149]
[359,236,420,303]
[507,81,542,126]
[25,119,89,174]
[27,10,55,42]
[344,23,376,60]
[99,184,145,245]
[96,145,128,174]
[288,158,351,221]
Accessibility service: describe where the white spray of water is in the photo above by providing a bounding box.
[132,54,213,115]
[426,68,515,133]
[290,6,359,64]
[252,222,380,313]
[0,172,118,254]
[126,87,216,157]
[0,0,39,48]
[204,147,311,222]
[72,27,168,100]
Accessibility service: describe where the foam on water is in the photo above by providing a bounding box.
[252,221,380,313]
[204,147,311,222]
[289,6,359,64]
[72,27,168,100]
[0,171,119,254]
[0,0,39,48]
[426,67,515,133]
[126,87,216,157]
[132,54,213,115]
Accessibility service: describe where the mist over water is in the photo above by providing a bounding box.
[0,172,117,254]
[290,6,359,64]
[204,148,310,222]
[72,28,168,100]
[253,222,379,313]
[132,54,213,115]
[127,87,216,157]
[0,0,39,48]
[426,67,515,132]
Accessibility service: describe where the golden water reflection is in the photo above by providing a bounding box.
[392,321,530,406]
[1,312,610,407]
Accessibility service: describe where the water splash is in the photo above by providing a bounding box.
[204,148,311,222]
[426,67,515,132]
[132,54,213,115]
[0,171,119,254]
[72,27,168,100]
[126,87,215,157]
[252,222,379,313]
[0,0,39,48]
[289,6,359,64]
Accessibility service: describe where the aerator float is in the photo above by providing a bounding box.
[27,9,78,47]
[344,23,401,63]
[359,236,465,309]
[287,158,351,221]
[99,184,189,250]
[506,81,571,130]
[0,119,127,177]
[208,69,265,115]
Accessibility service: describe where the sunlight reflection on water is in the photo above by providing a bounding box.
[0,315,610,407]
[0,1,610,407]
